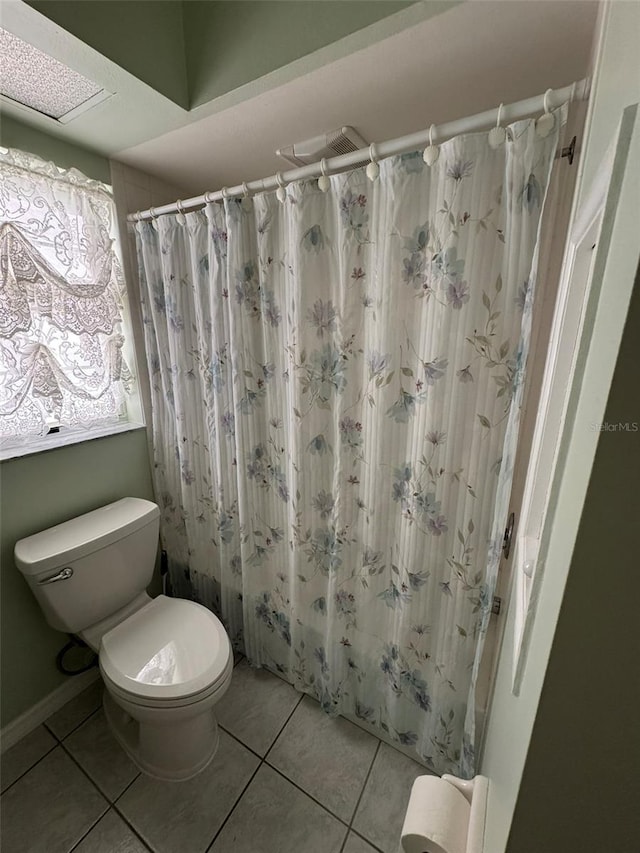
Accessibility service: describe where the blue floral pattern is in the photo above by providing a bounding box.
[136,113,560,778]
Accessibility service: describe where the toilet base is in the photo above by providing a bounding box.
[103,689,221,782]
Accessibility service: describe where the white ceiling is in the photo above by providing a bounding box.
[115,0,599,196]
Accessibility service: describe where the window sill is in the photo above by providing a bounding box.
[0,421,146,462]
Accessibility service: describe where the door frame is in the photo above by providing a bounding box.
[511,103,639,693]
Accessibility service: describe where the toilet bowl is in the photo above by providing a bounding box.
[98,594,233,780]
[14,498,233,781]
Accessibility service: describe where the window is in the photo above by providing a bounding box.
[0,147,141,458]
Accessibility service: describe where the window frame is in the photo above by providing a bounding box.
[0,147,144,460]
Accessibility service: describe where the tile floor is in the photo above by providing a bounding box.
[0,657,429,853]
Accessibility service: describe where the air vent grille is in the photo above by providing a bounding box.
[277,126,369,169]
[0,27,108,122]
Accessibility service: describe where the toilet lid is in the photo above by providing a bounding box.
[100,596,231,700]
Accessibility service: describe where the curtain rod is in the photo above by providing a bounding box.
[127,78,589,223]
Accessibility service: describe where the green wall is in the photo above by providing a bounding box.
[0,119,155,727]
[0,430,155,725]
[27,0,189,108]
[26,0,412,110]
[0,115,111,184]
[183,0,412,107]
[506,265,640,853]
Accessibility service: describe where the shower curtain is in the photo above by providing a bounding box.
[135,113,560,777]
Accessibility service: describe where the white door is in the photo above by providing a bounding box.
[510,102,639,692]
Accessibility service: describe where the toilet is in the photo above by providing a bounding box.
[14,497,233,781]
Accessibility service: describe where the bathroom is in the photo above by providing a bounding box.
[0,1,638,851]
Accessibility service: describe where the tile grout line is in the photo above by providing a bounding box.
[111,779,158,853]
[263,760,351,828]
[44,694,152,851]
[51,741,111,853]
[218,725,263,762]
[220,688,387,852]
[262,690,305,762]
[204,688,305,852]
[44,702,103,745]
[66,791,151,853]
[347,826,386,853]
[17,675,386,853]
[203,761,263,852]
[342,739,384,853]
[0,740,59,798]
[58,737,123,805]
[65,807,112,853]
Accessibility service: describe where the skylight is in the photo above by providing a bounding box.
[0,27,104,120]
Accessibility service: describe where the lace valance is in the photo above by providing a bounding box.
[0,148,132,439]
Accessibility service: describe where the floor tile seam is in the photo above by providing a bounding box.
[203,757,265,853]
[58,737,128,806]
[111,770,143,808]
[348,826,387,853]
[66,804,133,853]
[0,740,59,797]
[217,725,264,761]
[348,739,381,823]
[58,795,111,853]
[262,759,352,827]
[110,791,158,853]
[346,739,383,846]
[45,703,103,744]
[260,690,305,762]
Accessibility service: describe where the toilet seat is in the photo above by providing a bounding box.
[100,595,231,702]
[101,654,233,710]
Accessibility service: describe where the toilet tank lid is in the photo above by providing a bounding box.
[14,498,160,576]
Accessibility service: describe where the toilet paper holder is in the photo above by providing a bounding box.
[401,772,489,853]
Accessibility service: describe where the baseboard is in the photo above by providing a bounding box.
[0,668,100,753]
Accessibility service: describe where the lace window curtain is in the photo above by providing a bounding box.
[0,147,131,440]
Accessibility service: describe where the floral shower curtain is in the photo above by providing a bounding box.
[135,113,560,777]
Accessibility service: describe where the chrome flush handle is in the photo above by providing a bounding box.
[37,567,74,585]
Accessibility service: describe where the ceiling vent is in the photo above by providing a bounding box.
[276,126,369,168]
[0,27,111,123]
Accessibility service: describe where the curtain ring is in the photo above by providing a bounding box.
[242,182,250,198]
[423,124,439,166]
[275,172,287,203]
[149,207,159,230]
[366,143,380,181]
[536,89,556,138]
[318,158,331,192]
[221,187,230,200]
[203,191,214,204]
[489,104,506,148]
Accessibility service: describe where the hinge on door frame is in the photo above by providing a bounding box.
[561,135,577,165]
[502,512,515,559]
[492,596,502,616]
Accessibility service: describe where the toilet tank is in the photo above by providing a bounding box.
[14,498,160,634]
